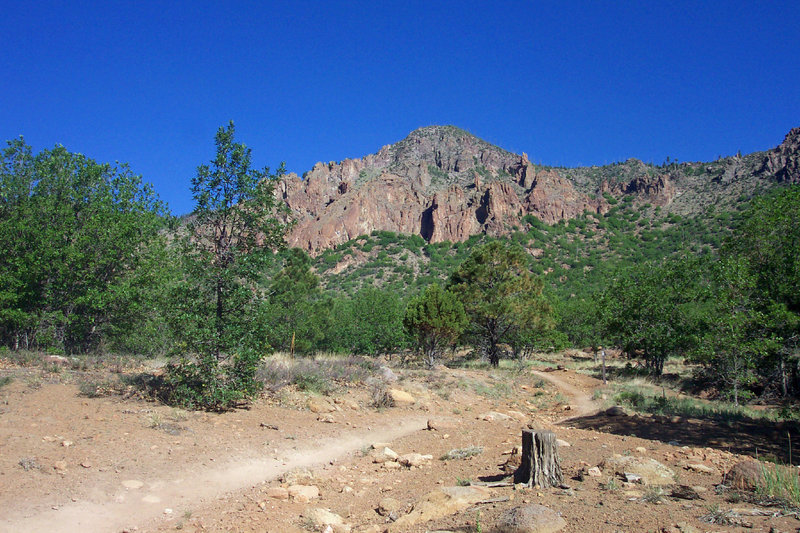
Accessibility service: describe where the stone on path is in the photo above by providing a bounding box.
[495,504,567,533]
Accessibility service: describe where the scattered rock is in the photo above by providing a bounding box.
[380,366,397,382]
[427,418,459,431]
[388,485,493,531]
[670,485,702,500]
[601,455,675,485]
[635,447,647,454]
[308,397,337,414]
[288,484,320,503]
[587,467,602,477]
[383,461,402,470]
[724,460,765,490]
[334,397,360,410]
[481,411,511,421]
[398,453,433,467]
[302,508,351,532]
[266,487,289,500]
[80,461,92,468]
[387,389,415,405]
[555,439,571,447]
[317,414,336,423]
[685,463,717,475]
[372,447,399,463]
[61,440,73,447]
[495,504,567,533]
[603,406,627,417]
[53,460,68,474]
[377,497,401,517]
[624,473,642,484]
[282,468,314,485]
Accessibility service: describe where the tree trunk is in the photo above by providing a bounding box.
[514,429,563,488]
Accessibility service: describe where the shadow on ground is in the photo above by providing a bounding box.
[563,411,800,465]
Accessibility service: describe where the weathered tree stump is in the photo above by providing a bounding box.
[514,429,563,488]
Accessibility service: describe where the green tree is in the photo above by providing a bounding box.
[403,283,467,368]
[692,256,783,404]
[728,185,800,396]
[166,122,289,410]
[0,138,167,352]
[331,287,406,356]
[263,248,326,355]
[599,255,707,375]
[448,241,552,367]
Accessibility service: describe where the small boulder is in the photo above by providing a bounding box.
[495,504,567,533]
[388,486,492,531]
[302,508,351,533]
[427,418,459,431]
[724,460,765,490]
[380,366,398,382]
[377,497,402,517]
[308,397,337,414]
[587,467,602,477]
[398,453,432,467]
[604,406,628,417]
[685,463,717,475]
[601,455,675,485]
[266,487,289,500]
[288,484,320,503]
[555,439,571,447]
[282,468,315,485]
[480,411,512,421]
[387,389,415,405]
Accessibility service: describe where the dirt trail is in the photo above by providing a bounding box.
[1,416,427,533]
[530,369,599,419]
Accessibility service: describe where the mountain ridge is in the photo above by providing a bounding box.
[280,126,800,253]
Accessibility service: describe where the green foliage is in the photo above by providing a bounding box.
[327,287,407,355]
[262,249,327,355]
[404,283,467,367]
[0,137,168,353]
[599,255,708,375]
[164,122,289,410]
[449,241,553,367]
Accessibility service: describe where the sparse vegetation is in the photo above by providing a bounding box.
[441,446,483,460]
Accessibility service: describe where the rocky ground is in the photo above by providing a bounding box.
[0,356,798,533]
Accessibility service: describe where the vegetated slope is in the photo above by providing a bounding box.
[311,196,736,301]
[281,125,800,253]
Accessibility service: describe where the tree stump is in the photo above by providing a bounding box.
[514,429,563,488]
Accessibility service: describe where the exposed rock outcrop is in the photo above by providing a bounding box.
[278,125,800,253]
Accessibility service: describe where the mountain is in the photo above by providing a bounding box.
[280,125,800,253]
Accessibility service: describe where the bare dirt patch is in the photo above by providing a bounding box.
[1,359,798,533]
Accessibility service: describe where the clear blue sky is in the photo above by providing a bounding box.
[3,1,799,215]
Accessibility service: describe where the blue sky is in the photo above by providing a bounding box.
[3,1,799,215]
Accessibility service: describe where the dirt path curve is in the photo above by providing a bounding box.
[530,369,600,420]
[1,416,427,533]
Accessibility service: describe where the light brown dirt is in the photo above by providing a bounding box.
[1,360,797,533]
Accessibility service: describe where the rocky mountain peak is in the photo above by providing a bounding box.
[280,126,800,254]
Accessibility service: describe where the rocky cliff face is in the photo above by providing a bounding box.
[281,125,799,253]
